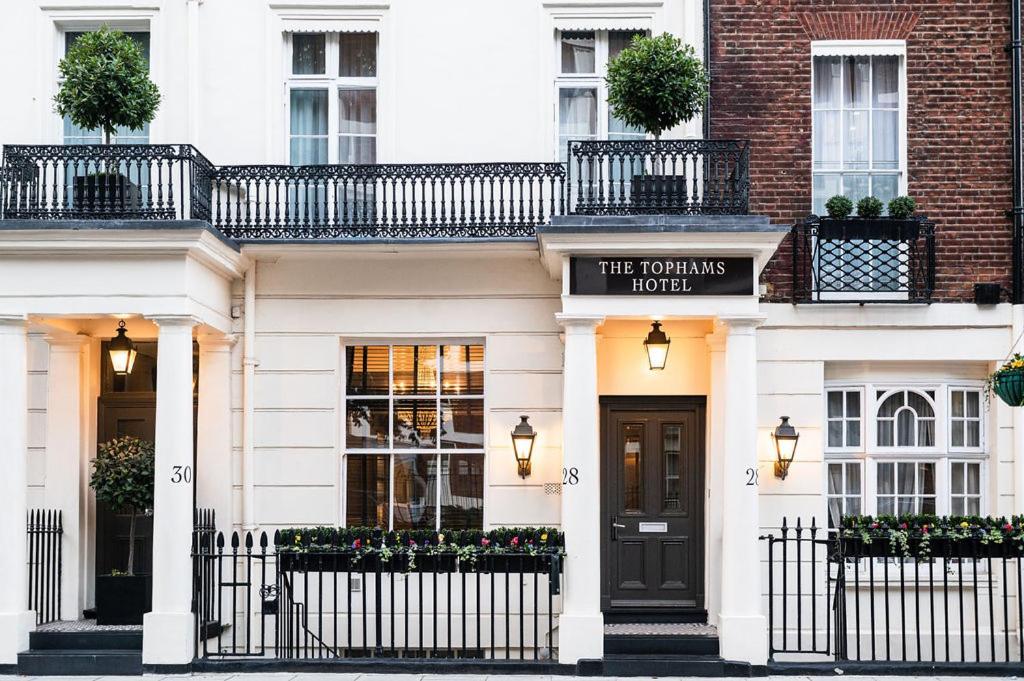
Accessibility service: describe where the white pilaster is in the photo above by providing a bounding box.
[704,325,727,627]
[43,334,89,621]
[196,334,236,531]
[142,316,197,666]
[555,312,604,664]
[717,315,767,665]
[0,316,34,664]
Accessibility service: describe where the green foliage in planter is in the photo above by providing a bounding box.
[605,33,708,139]
[987,353,1024,407]
[824,195,853,219]
[839,514,1024,559]
[277,526,564,569]
[54,26,160,144]
[888,195,917,220]
[90,436,154,575]
[856,196,884,219]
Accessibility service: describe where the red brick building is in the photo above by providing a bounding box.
[709,2,1016,302]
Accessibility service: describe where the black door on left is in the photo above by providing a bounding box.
[600,396,706,617]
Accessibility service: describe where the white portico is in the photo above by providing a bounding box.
[538,215,786,666]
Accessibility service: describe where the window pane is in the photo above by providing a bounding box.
[813,56,841,107]
[339,32,376,77]
[828,421,843,448]
[843,56,870,108]
[951,421,965,448]
[843,110,869,170]
[918,419,935,447]
[878,462,894,493]
[663,425,682,511]
[292,34,326,74]
[918,463,935,494]
[812,173,841,215]
[346,345,389,395]
[966,391,980,418]
[392,345,437,395]
[896,410,915,446]
[827,391,844,418]
[339,89,377,135]
[828,498,843,528]
[623,423,643,512]
[393,399,438,448]
[966,421,980,447]
[898,462,915,494]
[842,174,869,203]
[828,463,843,494]
[920,496,936,515]
[872,110,899,170]
[951,497,964,515]
[609,30,645,60]
[393,453,436,530]
[877,420,894,447]
[871,174,899,207]
[813,111,841,169]
[440,399,483,449]
[951,391,965,417]
[951,462,964,494]
[877,497,894,515]
[290,137,328,165]
[872,56,899,106]
[967,497,980,515]
[290,89,328,134]
[560,31,595,73]
[846,463,861,495]
[847,497,861,515]
[346,455,389,527]
[847,392,861,417]
[441,453,483,529]
[907,391,934,417]
[339,136,376,164]
[346,400,389,448]
[847,419,861,447]
[966,463,980,494]
[441,344,484,395]
[559,88,598,137]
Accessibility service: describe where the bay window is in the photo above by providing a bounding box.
[811,43,905,215]
[344,344,484,530]
[824,383,987,527]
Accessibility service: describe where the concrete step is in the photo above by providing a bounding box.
[604,632,720,656]
[582,654,754,677]
[29,629,143,651]
[18,649,143,676]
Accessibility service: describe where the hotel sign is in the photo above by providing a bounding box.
[569,257,754,296]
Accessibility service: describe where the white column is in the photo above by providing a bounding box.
[1013,305,1024,515]
[717,315,767,664]
[142,316,197,666]
[555,313,604,664]
[0,316,34,664]
[43,334,89,621]
[196,334,236,531]
[704,325,727,627]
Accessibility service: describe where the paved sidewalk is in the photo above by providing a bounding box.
[4,671,1019,675]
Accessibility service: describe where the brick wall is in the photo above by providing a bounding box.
[710,1,1014,302]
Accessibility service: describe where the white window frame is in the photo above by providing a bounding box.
[947,386,985,453]
[810,40,909,215]
[825,387,866,453]
[948,459,984,516]
[553,29,649,160]
[284,31,379,165]
[823,381,989,520]
[826,460,864,527]
[339,340,488,532]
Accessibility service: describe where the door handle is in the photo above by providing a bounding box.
[610,516,626,541]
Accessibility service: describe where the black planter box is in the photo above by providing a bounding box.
[816,216,921,242]
[95,574,151,625]
[72,173,141,213]
[839,535,1022,560]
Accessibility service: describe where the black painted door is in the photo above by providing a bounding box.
[601,397,705,614]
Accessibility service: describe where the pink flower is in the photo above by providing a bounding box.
[1004,523,1013,531]
[481,538,490,547]
[870,522,879,529]
[352,538,362,549]
[511,536,520,547]
[408,539,417,547]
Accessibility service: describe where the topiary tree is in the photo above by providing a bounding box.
[90,436,155,575]
[53,26,160,145]
[605,33,709,139]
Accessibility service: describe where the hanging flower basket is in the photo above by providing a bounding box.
[988,355,1024,407]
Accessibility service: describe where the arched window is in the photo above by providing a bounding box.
[876,389,935,447]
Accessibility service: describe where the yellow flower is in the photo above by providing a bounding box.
[438,533,445,543]
[959,522,969,529]
[541,532,548,542]
[294,534,302,543]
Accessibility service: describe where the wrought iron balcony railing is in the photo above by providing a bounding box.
[791,215,936,303]
[0,140,750,240]
[565,139,750,215]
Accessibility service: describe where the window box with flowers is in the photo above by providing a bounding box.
[838,515,1024,560]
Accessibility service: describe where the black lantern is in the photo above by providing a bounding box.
[108,320,138,377]
[643,321,671,370]
[511,415,536,478]
[772,416,800,480]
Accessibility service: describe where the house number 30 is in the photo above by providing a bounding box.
[171,465,193,484]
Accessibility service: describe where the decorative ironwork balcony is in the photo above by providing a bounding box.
[791,215,936,303]
[0,141,751,240]
[565,139,750,215]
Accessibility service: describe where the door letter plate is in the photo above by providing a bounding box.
[638,522,668,533]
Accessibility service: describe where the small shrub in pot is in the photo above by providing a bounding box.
[857,196,884,219]
[825,195,853,219]
[888,195,917,219]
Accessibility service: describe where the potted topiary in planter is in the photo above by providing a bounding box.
[53,26,160,215]
[818,194,921,242]
[605,33,708,206]
[90,435,155,624]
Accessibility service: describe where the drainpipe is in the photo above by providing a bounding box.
[703,0,712,140]
[1010,0,1024,514]
[242,262,257,530]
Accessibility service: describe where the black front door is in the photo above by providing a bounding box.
[600,396,706,616]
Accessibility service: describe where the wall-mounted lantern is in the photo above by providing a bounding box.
[643,321,671,371]
[772,416,800,480]
[511,415,536,479]
[108,320,138,377]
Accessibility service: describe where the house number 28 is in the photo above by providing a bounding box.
[562,467,579,485]
[745,467,759,486]
[171,465,193,484]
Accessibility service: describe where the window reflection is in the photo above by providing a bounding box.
[393,454,436,530]
[442,454,483,529]
[346,455,389,527]
[623,424,643,512]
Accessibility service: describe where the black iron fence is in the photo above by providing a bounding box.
[763,518,1024,665]
[1,144,213,222]
[565,139,750,215]
[27,509,63,625]
[193,528,562,661]
[792,216,936,303]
